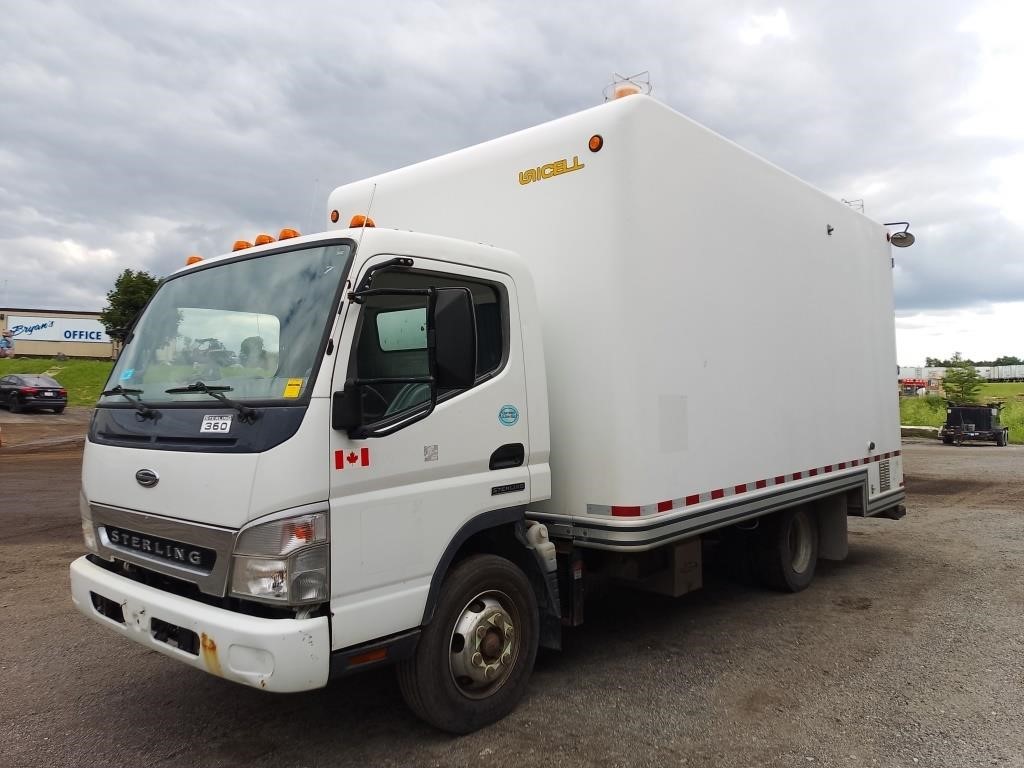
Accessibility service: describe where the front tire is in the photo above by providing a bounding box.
[397,554,539,734]
[756,506,818,592]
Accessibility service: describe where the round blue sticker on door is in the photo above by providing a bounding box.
[498,405,520,426]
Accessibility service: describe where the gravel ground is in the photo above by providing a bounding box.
[0,440,1022,767]
[0,406,92,450]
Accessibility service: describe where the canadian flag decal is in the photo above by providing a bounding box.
[335,447,370,470]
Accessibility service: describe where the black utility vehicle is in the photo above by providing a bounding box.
[939,404,1009,446]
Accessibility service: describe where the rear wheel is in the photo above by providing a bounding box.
[756,506,818,592]
[53,406,65,414]
[942,436,954,445]
[7,393,21,413]
[397,554,539,734]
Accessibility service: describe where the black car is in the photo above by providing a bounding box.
[0,374,68,413]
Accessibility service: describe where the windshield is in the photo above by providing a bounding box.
[102,242,352,404]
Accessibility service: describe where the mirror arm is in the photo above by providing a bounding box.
[349,258,415,302]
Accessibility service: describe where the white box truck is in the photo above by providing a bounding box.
[70,94,907,733]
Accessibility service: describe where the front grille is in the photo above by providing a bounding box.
[879,459,891,492]
[90,503,236,597]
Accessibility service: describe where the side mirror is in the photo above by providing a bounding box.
[432,288,477,390]
[332,388,363,432]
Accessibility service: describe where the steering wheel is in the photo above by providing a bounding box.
[361,385,389,419]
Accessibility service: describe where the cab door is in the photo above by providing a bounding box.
[327,255,530,650]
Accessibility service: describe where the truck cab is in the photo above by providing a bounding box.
[71,227,554,731]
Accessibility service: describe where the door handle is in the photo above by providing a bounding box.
[489,443,525,470]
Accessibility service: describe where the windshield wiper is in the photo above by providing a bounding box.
[164,381,259,424]
[101,385,161,422]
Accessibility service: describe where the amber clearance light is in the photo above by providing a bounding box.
[232,240,252,252]
[185,254,203,265]
[349,214,375,228]
[279,228,301,240]
[254,233,276,246]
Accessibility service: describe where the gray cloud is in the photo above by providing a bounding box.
[1,1,1021,316]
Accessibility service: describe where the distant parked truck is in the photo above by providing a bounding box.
[940,404,1009,446]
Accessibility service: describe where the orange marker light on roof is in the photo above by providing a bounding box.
[350,214,375,228]
[330,210,340,223]
[233,240,252,252]
[589,134,604,152]
[254,233,275,245]
[279,228,301,240]
[185,255,203,266]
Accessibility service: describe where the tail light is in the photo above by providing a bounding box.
[59,389,68,395]
[19,387,39,394]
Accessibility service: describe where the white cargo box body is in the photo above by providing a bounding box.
[328,95,903,547]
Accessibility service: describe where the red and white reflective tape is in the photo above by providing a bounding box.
[587,451,902,518]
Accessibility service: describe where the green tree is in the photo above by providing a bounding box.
[942,352,984,403]
[99,269,160,341]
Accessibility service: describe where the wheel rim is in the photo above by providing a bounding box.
[448,590,520,700]
[788,513,813,574]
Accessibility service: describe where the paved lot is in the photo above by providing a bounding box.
[1,441,1022,767]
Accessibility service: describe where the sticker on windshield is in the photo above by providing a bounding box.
[498,405,520,427]
[200,414,232,433]
[119,369,134,381]
[283,378,303,398]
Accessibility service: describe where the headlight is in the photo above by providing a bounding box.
[230,512,329,605]
[80,492,98,554]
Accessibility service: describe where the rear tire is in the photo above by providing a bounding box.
[756,506,818,592]
[8,393,21,413]
[397,554,539,734]
[53,406,65,414]
[941,436,954,445]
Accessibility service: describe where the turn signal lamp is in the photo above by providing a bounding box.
[279,228,301,240]
[233,240,253,252]
[589,134,604,152]
[286,519,316,543]
[330,210,340,223]
[350,214,375,228]
[185,255,203,266]
[254,233,276,245]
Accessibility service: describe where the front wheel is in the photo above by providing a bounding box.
[397,554,539,734]
[756,506,819,592]
[996,430,1007,447]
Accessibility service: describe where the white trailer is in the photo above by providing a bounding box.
[70,94,907,733]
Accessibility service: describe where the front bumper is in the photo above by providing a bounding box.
[70,556,330,692]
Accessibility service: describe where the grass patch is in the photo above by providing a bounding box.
[900,383,1024,443]
[899,395,947,427]
[0,358,114,406]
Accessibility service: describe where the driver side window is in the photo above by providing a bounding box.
[350,268,505,424]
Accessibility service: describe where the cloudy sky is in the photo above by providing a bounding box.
[1,1,1021,365]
